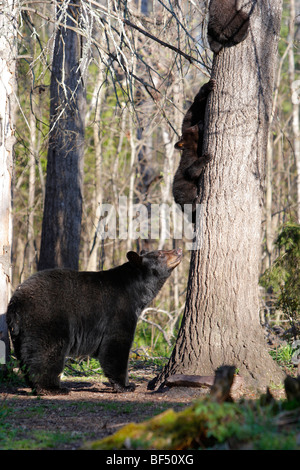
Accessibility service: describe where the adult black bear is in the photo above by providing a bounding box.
[207,0,252,54]
[6,248,182,395]
[172,80,215,222]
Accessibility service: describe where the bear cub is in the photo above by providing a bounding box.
[6,248,182,395]
[207,0,251,54]
[172,79,215,222]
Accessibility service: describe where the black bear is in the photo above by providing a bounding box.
[173,125,212,220]
[207,0,252,54]
[172,79,215,222]
[6,248,182,395]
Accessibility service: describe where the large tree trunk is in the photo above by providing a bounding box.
[38,0,86,271]
[0,0,17,366]
[150,0,284,391]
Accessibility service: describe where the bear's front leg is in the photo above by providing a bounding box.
[184,154,212,180]
[98,338,136,393]
[109,379,136,393]
[194,79,216,102]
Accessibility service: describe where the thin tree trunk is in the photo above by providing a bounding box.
[159,125,175,249]
[27,109,37,276]
[150,0,284,391]
[86,68,105,271]
[38,0,86,271]
[0,0,17,366]
[127,111,137,251]
[263,35,289,271]
[264,138,273,269]
[288,0,300,223]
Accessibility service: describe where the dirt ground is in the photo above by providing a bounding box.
[0,363,288,450]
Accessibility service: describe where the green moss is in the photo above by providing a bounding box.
[81,400,241,450]
[82,396,300,450]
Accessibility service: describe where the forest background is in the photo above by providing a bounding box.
[2,0,300,360]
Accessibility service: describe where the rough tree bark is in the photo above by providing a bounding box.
[0,0,17,366]
[149,0,285,391]
[38,0,86,271]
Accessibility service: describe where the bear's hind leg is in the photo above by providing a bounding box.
[21,339,68,395]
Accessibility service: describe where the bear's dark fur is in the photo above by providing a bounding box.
[207,0,251,54]
[6,248,182,395]
[172,80,215,222]
[173,125,212,219]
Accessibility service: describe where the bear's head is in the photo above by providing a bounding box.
[174,124,198,152]
[127,248,182,279]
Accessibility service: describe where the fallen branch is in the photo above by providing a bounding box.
[164,366,244,401]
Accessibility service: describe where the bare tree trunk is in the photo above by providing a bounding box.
[264,138,273,269]
[263,33,289,271]
[38,0,86,271]
[27,109,37,275]
[150,0,284,391]
[127,108,137,252]
[86,67,105,271]
[288,0,300,223]
[159,125,176,249]
[0,0,17,366]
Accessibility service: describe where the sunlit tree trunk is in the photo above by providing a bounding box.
[288,0,300,223]
[0,0,18,366]
[150,0,284,391]
[27,108,37,276]
[86,67,105,271]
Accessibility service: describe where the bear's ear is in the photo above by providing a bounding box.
[127,251,142,266]
[140,249,148,255]
[188,124,198,133]
[175,139,184,150]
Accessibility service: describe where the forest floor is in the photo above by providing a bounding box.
[0,359,290,451]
